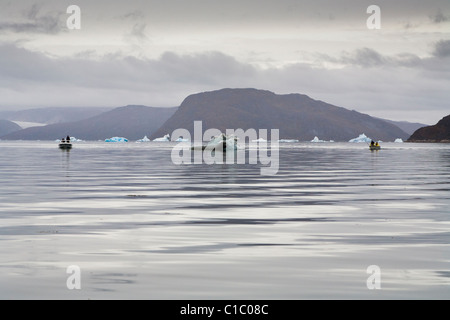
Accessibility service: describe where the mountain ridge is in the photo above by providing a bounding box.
[151,88,409,141]
[1,105,177,141]
[1,88,424,142]
[0,119,22,137]
[407,115,450,142]
[0,107,113,125]
[375,118,428,135]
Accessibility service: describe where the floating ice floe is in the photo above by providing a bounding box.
[206,134,238,151]
[252,138,267,142]
[278,139,299,143]
[394,138,404,143]
[349,134,372,143]
[175,137,190,142]
[105,137,128,142]
[153,134,170,142]
[136,136,150,142]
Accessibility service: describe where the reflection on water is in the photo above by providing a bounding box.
[0,141,449,299]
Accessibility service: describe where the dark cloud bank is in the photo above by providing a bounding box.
[0,39,449,123]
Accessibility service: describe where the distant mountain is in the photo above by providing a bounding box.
[0,107,113,125]
[151,88,409,141]
[0,119,22,137]
[377,118,428,135]
[407,115,450,142]
[1,105,177,141]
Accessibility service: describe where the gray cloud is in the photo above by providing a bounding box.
[0,44,258,108]
[117,10,145,21]
[317,48,424,69]
[117,10,150,45]
[3,0,447,38]
[0,43,448,124]
[25,3,40,20]
[433,39,450,58]
[341,48,387,68]
[0,0,449,124]
[429,10,450,23]
[0,3,64,34]
[128,23,149,42]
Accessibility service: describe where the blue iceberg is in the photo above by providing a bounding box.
[105,137,128,142]
[349,134,372,143]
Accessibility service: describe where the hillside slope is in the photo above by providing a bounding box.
[151,88,408,141]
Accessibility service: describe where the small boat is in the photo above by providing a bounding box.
[59,142,72,150]
[59,137,72,149]
[369,145,381,151]
[59,136,73,149]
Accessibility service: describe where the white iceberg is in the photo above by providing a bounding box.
[394,138,404,143]
[175,137,190,142]
[311,136,325,143]
[153,134,170,142]
[349,134,372,143]
[252,138,267,142]
[105,137,128,143]
[278,139,299,143]
[206,134,238,151]
[136,136,151,142]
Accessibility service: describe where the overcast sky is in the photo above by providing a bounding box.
[0,0,449,123]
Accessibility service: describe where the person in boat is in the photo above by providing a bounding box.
[370,140,375,146]
[375,141,380,147]
[66,135,71,143]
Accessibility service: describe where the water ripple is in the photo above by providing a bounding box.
[1,141,449,299]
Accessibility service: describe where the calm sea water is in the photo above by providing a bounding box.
[0,141,449,299]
